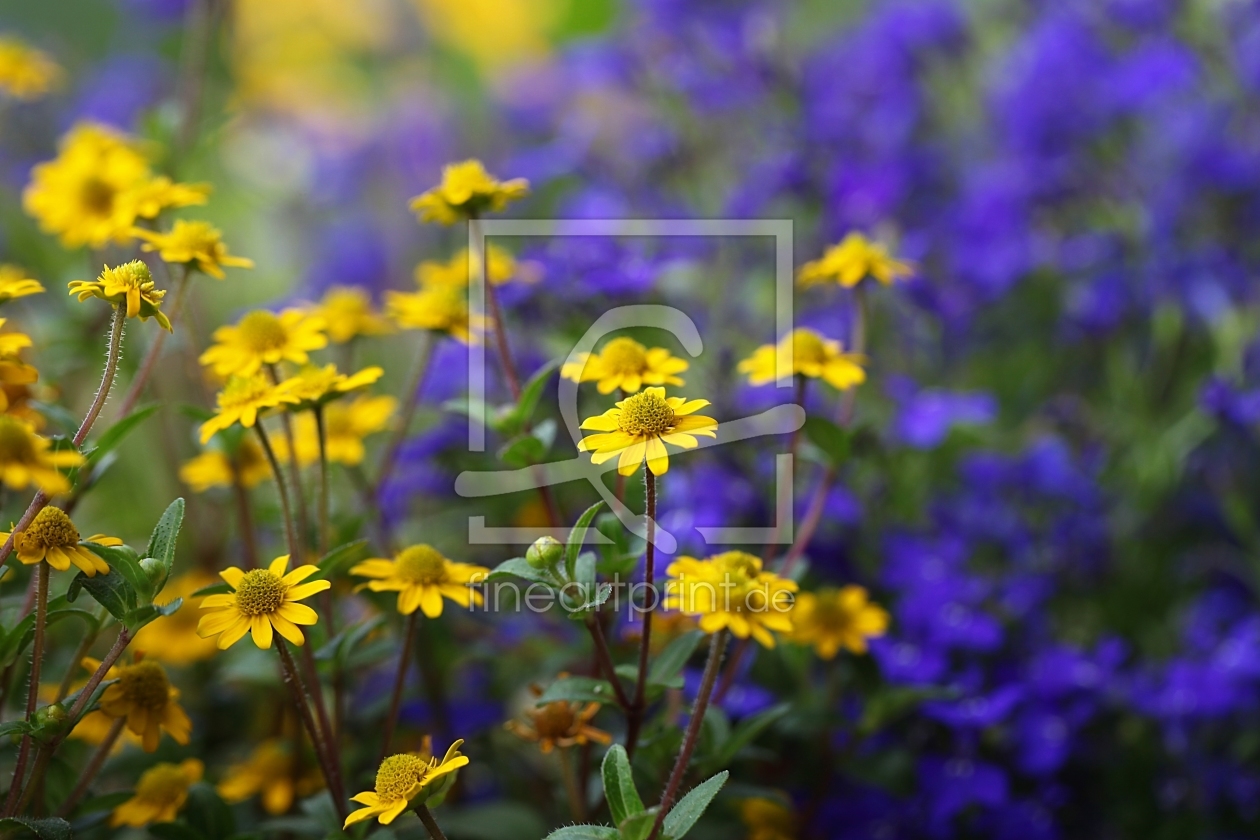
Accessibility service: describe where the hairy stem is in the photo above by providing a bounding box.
[646,630,729,840]
[380,611,418,761]
[315,405,331,557]
[275,641,347,822]
[117,265,191,418]
[2,563,49,816]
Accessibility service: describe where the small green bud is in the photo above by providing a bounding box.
[139,556,168,594]
[526,536,563,569]
[31,703,69,742]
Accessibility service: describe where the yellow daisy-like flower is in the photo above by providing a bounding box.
[562,336,689,395]
[199,373,300,444]
[350,545,487,618]
[281,363,383,409]
[200,309,328,378]
[86,653,193,752]
[409,159,529,225]
[665,551,798,649]
[124,176,210,219]
[0,37,61,100]
[386,284,486,344]
[505,682,612,754]
[738,797,797,840]
[134,219,254,279]
[790,585,889,658]
[22,123,151,249]
[797,232,914,289]
[0,265,44,303]
[414,245,518,289]
[197,555,330,649]
[578,386,716,477]
[0,318,32,358]
[132,572,222,665]
[68,260,172,331]
[0,506,120,576]
[0,415,84,495]
[737,328,866,392]
[343,740,469,828]
[110,759,203,828]
[217,738,323,815]
[180,438,274,493]
[317,287,393,344]
[275,394,396,468]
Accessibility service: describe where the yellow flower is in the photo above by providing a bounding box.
[738,797,797,840]
[791,586,889,658]
[414,245,518,289]
[125,176,210,219]
[22,123,151,249]
[200,309,328,378]
[578,386,716,477]
[386,284,486,343]
[0,506,120,576]
[665,551,798,648]
[737,328,866,391]
[132,572,222,665]
[0,37,61,99]
[505,681,612,754]
[350,545,487,618]
[276,394,396,468]
[281,363,383,409]
[199,373,300,444]
[180,439,273,493]
[797,232,914,289]
[0,265,44,303]
[562,336,689,395]
[409,159,529,225]
[217,738,323,815]
[68,260,172,331]
[86,654,192,752]
[0,415,84,495]
[197,555,330,649]
[110,759,204,827]
[317,287,393,343]
[0,318,32,359]
[343,741,468,828]
[134,220,254,279]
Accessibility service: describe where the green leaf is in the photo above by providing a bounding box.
[67,569,137,620]
[711,703,790,767]
[0,598,100,668]
[648,630,703,688]
[564,582,613,619]
[535,676,619,706]
[318,539,370,576]
[83,542,151,604]
[0,720,33,739]
[123,598,183,633]
[601,745,644,827]
[184,782,235,840]
[803,416,849,465]
[500,360,558,436]
[661,771,728,839]
[617,809,660,840]
[145,498,185,589]
[0,816,75,840]
[497,431,549,469]
[315,614,386,665]
[565,502,605,581]
[485,557,558,586]
[191,581,231,598]
[83,404,160,468]
[542,826,619,840]
[68,790,132,816]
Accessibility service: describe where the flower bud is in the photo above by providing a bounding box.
[526,536,563,569]
[139,556,168,593]
[31,702,69,742]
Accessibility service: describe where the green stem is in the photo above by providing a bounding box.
[415,803,450,840]
[626,469,657,758]
[558,746,586,822]
[380,611,418,762]
[254,424,299,561]
[275,641,347,822]
[117,264,191,418]
[375,330,434,496]
[267,365,311,560]
[2,563,49,816]
[315,405,331,557]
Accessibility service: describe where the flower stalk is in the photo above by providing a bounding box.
[380,611,419,762]
[254,424,300,561]
[415,802,450,840]
[625,468,658,758]
[275,640,347,822]
[2,562,49,816]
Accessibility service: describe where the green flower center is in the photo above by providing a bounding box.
[23,506,80,549]
[395,545,449,585]
[0,417,36,463]
[118,660,172,711]
[238,311,289,353]
[79,177,116,215]
[374,753,429,802]
[598,337,648,375]
[135,763,190,801]
[616,391,675,437]
[234,569,286,616]
[787,330,828,366]
[218,375,274,410]
[713,551,761,582]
